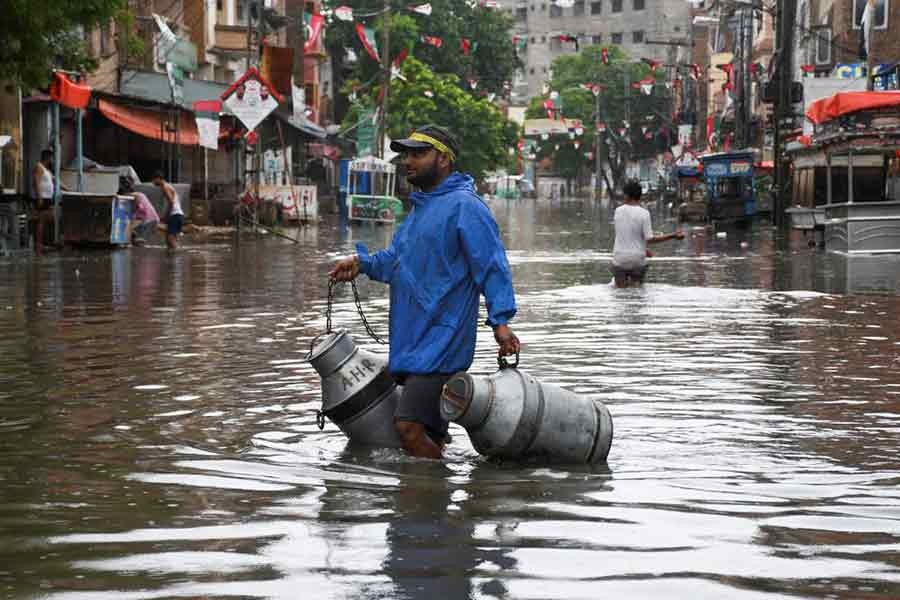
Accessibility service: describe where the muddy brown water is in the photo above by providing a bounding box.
[1,198,899,599]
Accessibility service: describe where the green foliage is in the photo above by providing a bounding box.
[0,0,128,89]
[524,45,671,185]
[324,0,520,95]
[115,9,147,66]
[373,57,517,180]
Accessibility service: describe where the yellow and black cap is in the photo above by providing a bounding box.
[390,124,460,162]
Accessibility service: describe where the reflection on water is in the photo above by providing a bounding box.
[1,202,899,599]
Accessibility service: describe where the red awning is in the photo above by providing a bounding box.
[98,98,201,145]
[805,91,900,125]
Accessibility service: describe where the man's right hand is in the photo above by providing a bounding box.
[329,255,360,281]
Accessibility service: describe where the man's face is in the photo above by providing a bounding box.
[41,154,52,167]
[403,146,442,189]
[152,177,162,187]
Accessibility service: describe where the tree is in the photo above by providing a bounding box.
[344,56,519,181]
[323,0,521,124]
[525,45,672,194]
[0,0,130,89]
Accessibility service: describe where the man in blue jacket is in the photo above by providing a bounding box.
[329,125,520,459]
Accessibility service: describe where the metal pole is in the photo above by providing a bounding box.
[594,90,602,200]
[52,102,61,245]
[378,0,391,158]
[866,0,875,91]
[76,108,84,192]
[774,0,796,228]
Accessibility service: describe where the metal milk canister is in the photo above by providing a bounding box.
[307,329,403,447]
[440,358,613,464]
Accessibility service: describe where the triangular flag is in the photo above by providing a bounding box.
[408,3,433,15]
[641,58,661,71]
[334,5,354,21]
[618,127,627,136]
[391,47,409,80]
[573,141,580,149]
[468,78,478,89]
[193,100,221,150]
[304,13,325,52]
[421,35,443,48]
[860,0,874,59]
[640,78,654,95]
[424,90,434,97]
[355,23,380,62]
[487,93,496,102]
[601,47,609,64]
[461,38,472,55]
[597,122,606,132]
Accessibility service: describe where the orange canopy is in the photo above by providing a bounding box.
[805,91,900,125]
[98,98,200,145]
[50,72,91,109]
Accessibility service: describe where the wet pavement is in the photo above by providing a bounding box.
[1,197,899,599]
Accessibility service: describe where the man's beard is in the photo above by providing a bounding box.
[406,158,441,190]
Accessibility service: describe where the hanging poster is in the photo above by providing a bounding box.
[221,68,283,132]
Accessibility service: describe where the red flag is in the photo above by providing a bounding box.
[393,47,409,67]
[461,38,471,55]
[690,63,702,80]
[543,99,554,119]
[641,58,661,71]
[304,13,325,52]
[355,23,380,62]
[601,47,609,64]
[421,35,443,48]
[800,64,815,73]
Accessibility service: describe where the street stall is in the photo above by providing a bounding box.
[347,156,403,224]
[62,192,134,246]
[700,151,758,222]
[802,91,900,254]
[673,165,706,222]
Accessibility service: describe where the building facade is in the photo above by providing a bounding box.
[499,0,694,104]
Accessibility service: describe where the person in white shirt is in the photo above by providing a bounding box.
[31,149,56,255]
[611,180,684,287]
[152,171,184,250]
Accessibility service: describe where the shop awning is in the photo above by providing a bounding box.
[806,91,900,124]
[98,99,200,145]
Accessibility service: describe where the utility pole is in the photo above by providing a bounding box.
[287,0,306,184]
[864,0,876,91]
[377,0,391,158]
[773,0,796,228]
[594,89,602,201]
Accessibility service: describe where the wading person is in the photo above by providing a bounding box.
[31,149,56,256]
[119,177,159,246]
[152,171,184,250]
[611,179,684,287]
[329,125,520,459]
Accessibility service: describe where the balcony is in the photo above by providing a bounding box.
[213,24,250,55]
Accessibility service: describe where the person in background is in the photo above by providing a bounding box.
[611,179,684,287]
[31,149,56,255]
[119,177,159,246]
[329,124,520,460]
[151,171,183,250]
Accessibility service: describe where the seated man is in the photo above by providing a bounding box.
[120,177,159,245]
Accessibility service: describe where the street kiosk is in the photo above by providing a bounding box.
[347,156,404,224]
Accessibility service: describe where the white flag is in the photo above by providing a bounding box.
[196,117,220,150]
[409,3,432,15]
[334,5,354,21]
[860,0,875,58]
[292,77,306,122]
[152,13,177,61]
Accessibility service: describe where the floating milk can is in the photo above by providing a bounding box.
[441,363,613,464]
[307,329,403,447]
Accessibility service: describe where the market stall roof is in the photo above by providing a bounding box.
[350,156,395,173]
[272,106,327,139]
[98,98,204,146]
[120,69,230,112]
[805,91,900,125]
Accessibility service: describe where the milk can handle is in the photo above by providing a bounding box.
[497,350,520,370]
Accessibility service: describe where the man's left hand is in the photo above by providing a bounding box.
[494,324,520,357]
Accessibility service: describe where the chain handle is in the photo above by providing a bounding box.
[349,279,388,345]
[497,350,520,370]
[307,278,387,359]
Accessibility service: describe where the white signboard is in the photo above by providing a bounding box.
[196,117,220,150]
[224,78,279,132]
[258,184,318,221]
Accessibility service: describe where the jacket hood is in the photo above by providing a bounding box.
[410,172,476,207]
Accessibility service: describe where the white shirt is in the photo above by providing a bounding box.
[612,203,653,269]
[33,163,54,201]
[163,182,184,217]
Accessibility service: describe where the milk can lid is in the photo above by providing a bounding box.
[440,373,473,422]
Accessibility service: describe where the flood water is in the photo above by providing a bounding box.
[1,198,900,599]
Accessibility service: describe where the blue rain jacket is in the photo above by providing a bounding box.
[357,172,517,376]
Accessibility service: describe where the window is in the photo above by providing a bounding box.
[541,35,546,42]
[540,3,546,10]
[574,0,585,15]
[814,25,832,64]
[591,1,602,13]
[612,0,622,12]
[634,0,644,8]
[550,37,561,51]
[530,4,535,10]
[852,0,887,28]
[517,7,527,19]
[612,32,623,44]
[632,30,644,43]
[592,33,603,44]
[550,3,562,16]
[530,67,535,74]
